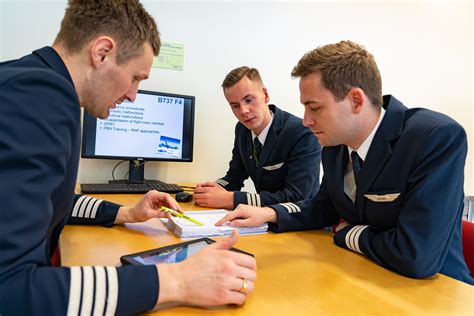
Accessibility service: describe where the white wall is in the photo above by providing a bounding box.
[1,0,472,194]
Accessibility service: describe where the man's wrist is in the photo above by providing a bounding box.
[263,207,278,223]
[115,206,132,224]
[227,191,235,209]
[155,263,184,306]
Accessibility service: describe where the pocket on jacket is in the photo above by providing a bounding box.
[363,190,403,228]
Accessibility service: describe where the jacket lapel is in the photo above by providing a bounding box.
[355,95,406,209]
[324,146,350,200]
[255,105,281,184]
[334,146,348,195]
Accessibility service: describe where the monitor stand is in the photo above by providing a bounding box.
[108,160,166,185]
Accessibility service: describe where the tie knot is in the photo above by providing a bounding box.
[254,137,262,151]
[351,151,363,167]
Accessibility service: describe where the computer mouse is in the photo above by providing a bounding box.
[176,192,193,202]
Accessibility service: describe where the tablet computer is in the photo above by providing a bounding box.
[120,237,254,265]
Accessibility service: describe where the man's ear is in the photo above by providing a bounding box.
[90,36,116,68]
[349,88,365,114]
[263,86,270,103]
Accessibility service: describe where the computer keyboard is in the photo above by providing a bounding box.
[81,182,183,194]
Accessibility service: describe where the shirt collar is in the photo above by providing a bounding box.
[349,107,386,161]
[252,111,274,145]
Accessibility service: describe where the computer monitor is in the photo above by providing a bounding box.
[81,89,195,183]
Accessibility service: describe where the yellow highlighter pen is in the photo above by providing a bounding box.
[160,206,204,226]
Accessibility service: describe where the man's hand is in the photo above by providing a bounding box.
[155,231,257,307]
[215,205,277,227]
[194,181,234,209]
[114,190,183,224]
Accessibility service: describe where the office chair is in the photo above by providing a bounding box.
[462,220,474,274]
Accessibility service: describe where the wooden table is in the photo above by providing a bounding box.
[61,193,473,315]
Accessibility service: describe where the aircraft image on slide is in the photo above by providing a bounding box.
[160,141,178,150]
[157,135,181,158]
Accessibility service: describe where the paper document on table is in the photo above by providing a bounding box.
[166,209,268,239]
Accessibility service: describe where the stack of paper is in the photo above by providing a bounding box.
[166,209,268,239]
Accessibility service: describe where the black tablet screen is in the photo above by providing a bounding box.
[131,240,210,264]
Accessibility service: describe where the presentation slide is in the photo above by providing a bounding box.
[94,93,185,159]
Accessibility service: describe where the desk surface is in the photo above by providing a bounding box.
[61,193,473,315]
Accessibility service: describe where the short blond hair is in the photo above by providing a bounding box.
[54,0,161,64]
[292,41,382,107]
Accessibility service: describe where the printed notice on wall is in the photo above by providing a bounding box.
[152,41,184,71]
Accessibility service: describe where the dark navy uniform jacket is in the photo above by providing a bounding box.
[0,47,158,315]
[216,104,322,208]
[270,95,473,284]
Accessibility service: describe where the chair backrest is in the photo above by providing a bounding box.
[462,220,474,274]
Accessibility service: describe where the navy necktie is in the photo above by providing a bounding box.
[253,137,263,165]
[351,151,363,185]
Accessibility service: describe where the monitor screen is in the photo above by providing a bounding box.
[82,89,195,163]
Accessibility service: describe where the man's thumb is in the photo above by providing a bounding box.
[209,230,239,250]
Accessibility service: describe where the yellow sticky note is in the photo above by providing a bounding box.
[153,41,184,71]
